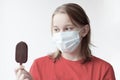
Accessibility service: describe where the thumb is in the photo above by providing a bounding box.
[15,65,25,74]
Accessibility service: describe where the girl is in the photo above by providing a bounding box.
[15,3,116,80]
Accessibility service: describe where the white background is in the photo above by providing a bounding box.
[0,0,120,80]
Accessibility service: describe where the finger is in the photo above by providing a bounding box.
[16,68,32,80]
[24,78,29,80]
[22,70,32,80]
[15,65,25,74]
[19,74,24,80]
[19,65,25,70]
[16,70,22,79]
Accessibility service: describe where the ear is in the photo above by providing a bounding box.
[80,25,90,37]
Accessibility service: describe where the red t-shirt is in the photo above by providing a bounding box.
[30,55,116,80]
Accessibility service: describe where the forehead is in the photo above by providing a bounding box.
[53,13,73,26]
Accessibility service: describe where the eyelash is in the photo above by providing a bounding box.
[53,28,60,32]
[65,27,73,31]
[52,26,74,32]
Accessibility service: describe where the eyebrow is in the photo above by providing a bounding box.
[65,24,74,26]
[52,26,58,28]
[52,23,74,28]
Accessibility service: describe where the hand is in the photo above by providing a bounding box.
[15,66,33,80]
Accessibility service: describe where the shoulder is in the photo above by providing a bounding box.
[30,55,54,79]
[92,56,110,64]
[35,56,50,62]
[34,55,54,65]
[91,56,113,69]
[90,56,116,79]
[33,55,54,66]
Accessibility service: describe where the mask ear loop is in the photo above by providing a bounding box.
[78,26,85,37]
[77,28,84,41]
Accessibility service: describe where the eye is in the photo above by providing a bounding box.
[65,27,73,31]
[52,27,60,32]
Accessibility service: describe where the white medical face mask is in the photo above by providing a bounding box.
[52,30,81,53]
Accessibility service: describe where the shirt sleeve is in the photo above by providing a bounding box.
[29,60,41,80]
[103,65,116,80]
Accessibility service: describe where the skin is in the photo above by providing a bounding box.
[52,13,89,61]
[15,65,32,80]
[15,12,89,80]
